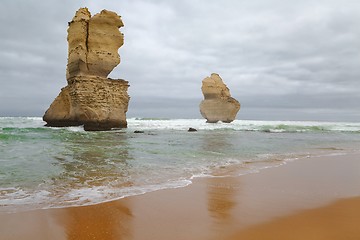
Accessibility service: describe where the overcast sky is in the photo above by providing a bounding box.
[0,0,359,121]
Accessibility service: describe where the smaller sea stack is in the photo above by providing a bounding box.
[199,73,240,123]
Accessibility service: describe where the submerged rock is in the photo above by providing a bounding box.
[199,73,240,123]
[188,127,198,132]
[43,8,129,131]
[134,130,145,133]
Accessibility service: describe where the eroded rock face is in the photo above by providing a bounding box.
[66,8,124,79]
[43,8,129,131]
[199,73,240,123]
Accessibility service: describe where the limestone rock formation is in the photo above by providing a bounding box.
[43,8,129,131]
[199,73,240,123]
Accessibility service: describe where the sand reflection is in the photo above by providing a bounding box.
[207,177,240,224]
[202,133,240,225]
[57,199,133,240]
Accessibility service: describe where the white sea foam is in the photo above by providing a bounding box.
[0,117,45,129]
[64,126,85,132]
[127,118,360,133]
[1,117,359,133]
[0,179,194,212]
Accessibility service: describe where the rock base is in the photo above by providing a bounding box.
[43,76,129,131]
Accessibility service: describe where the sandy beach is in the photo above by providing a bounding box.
[1,152,360,240]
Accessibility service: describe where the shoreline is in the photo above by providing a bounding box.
[1,152,360,239]
[0,150,348,214]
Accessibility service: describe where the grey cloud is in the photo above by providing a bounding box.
[0,0,359,121]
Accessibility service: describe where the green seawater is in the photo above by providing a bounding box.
[0,117,359,212]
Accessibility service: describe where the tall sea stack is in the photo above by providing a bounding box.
[199,73,240,123]
[43,8,129,131]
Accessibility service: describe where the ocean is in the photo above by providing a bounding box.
[0,117,359,212]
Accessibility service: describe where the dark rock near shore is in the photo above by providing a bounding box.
[134,130,145,133]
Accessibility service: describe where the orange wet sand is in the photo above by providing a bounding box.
[228,196,360,240]
[1,152,360,240]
